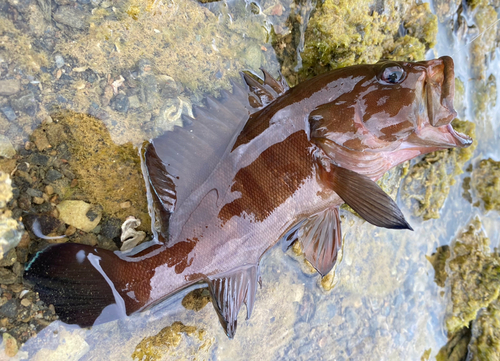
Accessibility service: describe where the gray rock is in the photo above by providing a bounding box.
[53,6,88,29]
[0,248,17,267]
[0,79,21,96]
[28,153,49,166]
[46,169,63,182]
[0,299,19,318]
[0,106,16,121]
[10,91,37,116]
[26,188,43,198]
[113,94,129,113]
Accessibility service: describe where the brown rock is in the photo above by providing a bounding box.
[31,128,51,151]
[0,79,21,96]
[0,268,17,285]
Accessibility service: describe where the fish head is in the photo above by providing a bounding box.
[310,56,472,176]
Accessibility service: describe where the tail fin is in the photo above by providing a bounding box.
[24,243,129,327]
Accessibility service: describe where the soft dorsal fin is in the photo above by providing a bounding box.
[145,82,251,232]
[318,164,413,230]
[242,69,289,109]
[208,264,260,338]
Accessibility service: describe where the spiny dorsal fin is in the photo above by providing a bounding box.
[145,82,250,232]
[208,264,259,339]
[319,164,413,230]
[298,206,342,276]
[242,69,289,109]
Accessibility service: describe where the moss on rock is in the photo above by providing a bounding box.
[472,158,500,212]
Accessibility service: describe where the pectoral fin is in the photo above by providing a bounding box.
[319,164,412,230]
[208,265,260,338]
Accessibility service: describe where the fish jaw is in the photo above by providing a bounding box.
[406,56,472,152]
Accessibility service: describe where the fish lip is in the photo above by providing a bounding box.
[446,123,473,147]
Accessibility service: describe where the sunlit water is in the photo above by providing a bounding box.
[1,0,500,360]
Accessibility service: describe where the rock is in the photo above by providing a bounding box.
[0,173,24,259]
[0,79,21,96]
[76,233,97,246]
[100,217,121,239]
[31,128,51,151]
[57,200,102,232]
[10,91,37,117]
[112,94,129,113]
[0,135,16,158]
[2,332,18,357]
[26,188,43,198]
[0,248,16,267]
[0,106,16,121]
[54,54,65,68]
[53,6,88,29]
[28,153,49,166]
[0,268,17,285]
[45,169,63,182]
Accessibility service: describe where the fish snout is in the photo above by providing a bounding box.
[425,56,457,128]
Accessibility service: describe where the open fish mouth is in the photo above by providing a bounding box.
[423,56,472,148]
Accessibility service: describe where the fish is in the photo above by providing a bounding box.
[24,56,472,338]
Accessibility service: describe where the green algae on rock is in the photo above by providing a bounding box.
[181,288,211,312]
[131,321,212,361]
[401,119,476,220]
[298,0,437,80]
[468,298,500,360]
[426,245,450,288]
[446,218,500,334]
[471,158,500,212]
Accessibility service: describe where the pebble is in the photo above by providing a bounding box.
[113,94,129,113]
[0,268,16,285]
[57,200,102,232]
[65,225,76,236]
[2,333,18,357]
[26,188,43,198]
[0,248,17,267]
[0,79,21,96]
[44,185,54,195]
[31,128,51,151]
[0,135,16,158]
[0,106,17,121]
[46,169,63,182]
[54,54,65,69]
[33,196,44,204]
[20,298,31,307]
[0,299,18,317]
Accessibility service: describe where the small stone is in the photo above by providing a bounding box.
[17,233,30,248]
[0,135,16,158]
[100,218,121,239]
[128,95,140,108]
[46,169,63,182]
[0,79,21,96]
[113,94,129,113]
[0,299,19,318]
[119,201,131,208]
[0,248,17,267]
[0,268,16,284]
[77,233,97,246]
[26,188,43,198]
[31,128,51,151]
[0,106,16,121]
[65,225,76,236]
[33,196,44,204]
[28,153,49,166]
[57,200,102,232]
[2,333,18,357]
[54,54,65,68]
[12,262,23,277]
[45,185,54,195]
[9,284,22,293]
[20,298,31,307]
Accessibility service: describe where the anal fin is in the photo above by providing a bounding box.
[298,206,342,277]
[208,265,259,338]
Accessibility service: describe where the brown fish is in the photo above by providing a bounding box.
[25,56,471,338]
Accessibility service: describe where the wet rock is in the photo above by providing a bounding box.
[0,79,21,96]
[112,94,129,113]
[0,172,24,259]
[2,332,18,357]
[28,153,49,166]
[57,200,102,232]
[0,248,17,267]
[31,128,51,151]
[181,288,211,311]
[45,169,63,182]
[100,217,121,239]
[10,90,37,117]
[54,54,64,68]
[0,268,17,284]
[0,106,17,121]
[76,233,97,246]
[26,188,43,198]
[471,158,500,212]
[53,6,88,29]
[0,135,16,158]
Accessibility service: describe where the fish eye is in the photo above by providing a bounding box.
[378,65,406,84]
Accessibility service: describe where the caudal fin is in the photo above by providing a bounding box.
[24,243,128,327]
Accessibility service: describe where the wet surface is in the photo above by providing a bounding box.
[0,0,500,360]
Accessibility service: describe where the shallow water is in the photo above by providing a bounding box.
[0,0,499,360]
